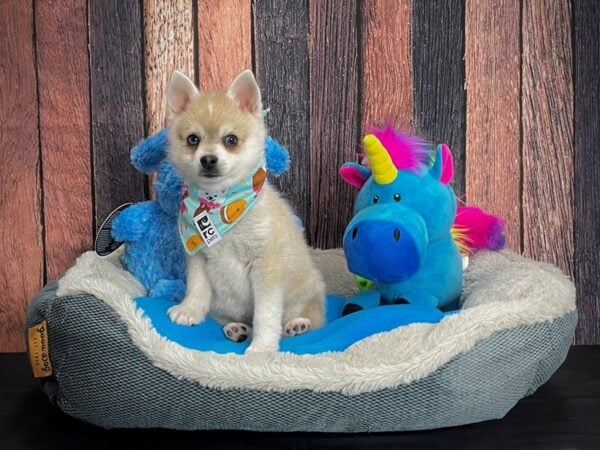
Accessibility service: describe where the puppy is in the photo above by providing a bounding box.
[166,69,325,353]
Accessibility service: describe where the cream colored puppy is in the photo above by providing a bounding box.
[166,69,325,353]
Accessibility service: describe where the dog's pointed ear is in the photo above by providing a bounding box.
[166,71,199,118]
[227,70,262,116]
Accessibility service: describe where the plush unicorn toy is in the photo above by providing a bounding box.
[340,126,505,312]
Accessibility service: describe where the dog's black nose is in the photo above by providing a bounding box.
[200,155,218,169]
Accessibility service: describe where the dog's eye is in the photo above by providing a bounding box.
[393,193,401,202]
[223,134,238,148]
[186,134,200,146]
[373,196,379,204]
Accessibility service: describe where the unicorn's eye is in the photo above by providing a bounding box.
[373,196,379,204]
[393,193,401,202]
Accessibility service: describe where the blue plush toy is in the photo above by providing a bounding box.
[339,126,505,314]
[340,127,463,311]
[111,129,290,301]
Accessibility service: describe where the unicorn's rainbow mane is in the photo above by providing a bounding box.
[367,125,432,174]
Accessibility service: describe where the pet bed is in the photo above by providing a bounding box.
[26,249,576,432]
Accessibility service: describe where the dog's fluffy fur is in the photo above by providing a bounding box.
[166,70,325,353]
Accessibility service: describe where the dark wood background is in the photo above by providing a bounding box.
[0,0,597,351]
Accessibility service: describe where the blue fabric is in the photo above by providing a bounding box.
[264,136,289,176]
[135,293,447,355]
[112,201,186,301]
[341,143,463,309]
[130,128,170,174]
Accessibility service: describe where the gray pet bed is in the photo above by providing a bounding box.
[26,250,576,432]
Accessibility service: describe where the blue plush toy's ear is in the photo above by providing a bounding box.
[264,136,290,176]
[155,160,184,217]
[429,144,454,185]
[130,128,170,174]
[339,162,371,188]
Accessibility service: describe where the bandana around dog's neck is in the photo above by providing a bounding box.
[178,158,267,255]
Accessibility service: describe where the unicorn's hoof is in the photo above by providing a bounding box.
[342,303,364,316]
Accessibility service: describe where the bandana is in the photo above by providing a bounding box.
[178,158,267,255]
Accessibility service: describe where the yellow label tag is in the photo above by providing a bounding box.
[28,320,53,378]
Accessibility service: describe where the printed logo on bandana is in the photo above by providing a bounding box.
[179,157,266,255]
[193,211,222,247]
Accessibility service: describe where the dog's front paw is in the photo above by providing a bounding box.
[283,317,311,337]
[168,301,207,326]
[245,341,279,354]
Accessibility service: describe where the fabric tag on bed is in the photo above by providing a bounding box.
[28,320,53,378]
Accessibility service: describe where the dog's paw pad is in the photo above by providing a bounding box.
[223,322,252,342]
[283,318,311,337]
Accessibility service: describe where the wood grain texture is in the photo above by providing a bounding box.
[253,0,311,231]
[573,0,600,345]
[89,0,147,227]
[522,0,573,277]
[465,0,521,251]
[144,0,195,135]
[309,0,360,249]
[36,0,92,280]
[361,0,412,131]
[197,0,251,90]
[412,0,466,197]
[0,0,43,352]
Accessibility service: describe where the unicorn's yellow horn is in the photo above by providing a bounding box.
[364,134,397,185]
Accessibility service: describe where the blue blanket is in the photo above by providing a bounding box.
[136,291,449,355]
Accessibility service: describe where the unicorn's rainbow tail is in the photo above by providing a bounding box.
[451,206,506,255]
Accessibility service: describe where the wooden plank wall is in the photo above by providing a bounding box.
[254,0,311,230]
[0,0,597,350]
[522,0,573,275]
[37,0,93,282]
[0,0,43,352]
[89,0,147,225]
[144,0,195,135]
[465,0,522,251]
[308,0,360,248]
[413,0,465,197]
[573,0,600,345]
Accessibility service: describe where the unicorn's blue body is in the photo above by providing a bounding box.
[340,132,463,310]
